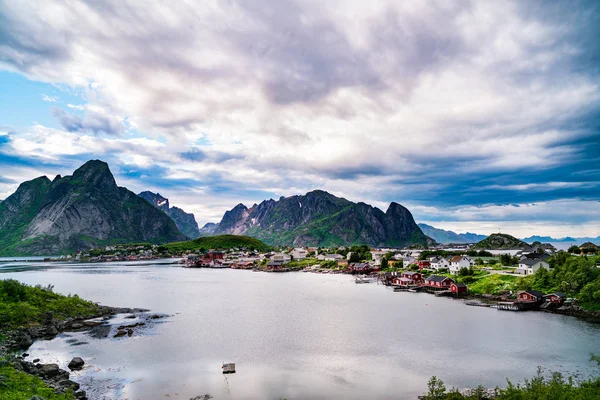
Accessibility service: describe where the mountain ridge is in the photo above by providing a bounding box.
[0,160,186,256]
[418,223,487,244]
[210,190,435,248]
[138,191,200,238]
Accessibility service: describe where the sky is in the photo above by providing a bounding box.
[0,0,599,238]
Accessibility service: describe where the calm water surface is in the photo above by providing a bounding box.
[1,260,599,400]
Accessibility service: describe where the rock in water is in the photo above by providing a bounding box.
[68,357,85,371]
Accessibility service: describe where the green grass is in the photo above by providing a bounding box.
[465,274,519,295]
[164,234,272,253]
[0,280,100,330]
[0,365,75,400]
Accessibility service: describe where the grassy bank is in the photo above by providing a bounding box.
[0,279,100,330]
[0,365,75,400]
[0,280,101,399]
[422,358,600,399]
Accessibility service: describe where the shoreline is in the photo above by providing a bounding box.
[5,255,600,324]
[0,303,167,400]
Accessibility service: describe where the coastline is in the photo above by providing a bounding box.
[0,300,167,400]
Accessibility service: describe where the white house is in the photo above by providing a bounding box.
[449,256,473,275]
[516,257,551,275]
[402,256,417,268]
[430,257,450,271]
[271,253,291,265]
[291,248,308,260]
[323,254,344,262]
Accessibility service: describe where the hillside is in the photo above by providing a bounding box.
[0,160,186,256]
[472,233,531,250]
[211,190,435,248]
[418,223,487,244]
[164,234,271,253]
[138,191,200,238]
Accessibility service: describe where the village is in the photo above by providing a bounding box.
[47,239,600,315]
[176,242,599,313]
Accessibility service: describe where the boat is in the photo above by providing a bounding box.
[222,363,236,374]
[355,276,372,284]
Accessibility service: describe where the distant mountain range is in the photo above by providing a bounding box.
[0,160,185,256]
[521,235,600,243]
[417,224,487,244]
[202,190,435,248]
[138,191,200,238]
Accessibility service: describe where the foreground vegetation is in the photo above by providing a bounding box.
[0,279,100,330]
[0,365,75,400]
[422,356,600,399]
[0,280,101,399]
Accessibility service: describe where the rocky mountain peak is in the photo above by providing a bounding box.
[71,159,117,190]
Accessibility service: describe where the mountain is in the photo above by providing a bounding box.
[472,233,531,250]
[164,234,271,253]
[418,223,487,244]
[199,222,219,236]
[0,160,186,256]
[138,191,200,238]
[212,190,435,247]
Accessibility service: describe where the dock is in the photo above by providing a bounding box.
[497,301,537,311]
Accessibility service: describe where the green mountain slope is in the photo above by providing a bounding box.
[164,234,271,252]
[213,190,434,248]
[472,233,531,250]
[0,160,186,256]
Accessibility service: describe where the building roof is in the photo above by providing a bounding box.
[326,254,344,259]
[520,257,548,266]
[426,275,453,282]
[403,271,420,277]
[520,290,545,298]
[544,292,566,298]
[453,283,468,288]
[351,263,370,269]
[450,256,465,263]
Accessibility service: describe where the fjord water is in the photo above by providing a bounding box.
[2,261,600,399]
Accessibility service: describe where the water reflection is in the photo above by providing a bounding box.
[3,262,600,399]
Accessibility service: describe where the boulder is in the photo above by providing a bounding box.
[114,330,127,338]
[15,332,33,348]
[75,390,88,399]
[33,358,40,363]
[57,379,81,391]
[38,363,60,378]
[68,357,85,371]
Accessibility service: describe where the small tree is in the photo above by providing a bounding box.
[568,245,581,254]
[381,258,389,269]
[425,376,446,399]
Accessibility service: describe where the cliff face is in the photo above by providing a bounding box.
[138,191,200,239]
[212,190,434,247]
[0,160,186,256]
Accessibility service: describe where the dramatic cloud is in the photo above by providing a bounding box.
[52,107,125,135]
[0,0,599,236]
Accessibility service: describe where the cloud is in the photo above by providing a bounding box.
[41,93,57,102]
[52,107,125,135]
[0,1,599,235]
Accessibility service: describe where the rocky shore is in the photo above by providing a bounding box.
[466,293,600,322]
[0,305,168,400]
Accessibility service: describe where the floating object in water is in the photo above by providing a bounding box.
[222,363,236,374]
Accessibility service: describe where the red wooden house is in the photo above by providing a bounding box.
[417,260,431,270]
[450,283,468,294]
[543,292,566,304]
[424,275,455,289]
[402,271,424,285]
[392,277,414,286]
[517,290,545,303]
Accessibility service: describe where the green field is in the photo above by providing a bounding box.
[163,234,272,253]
